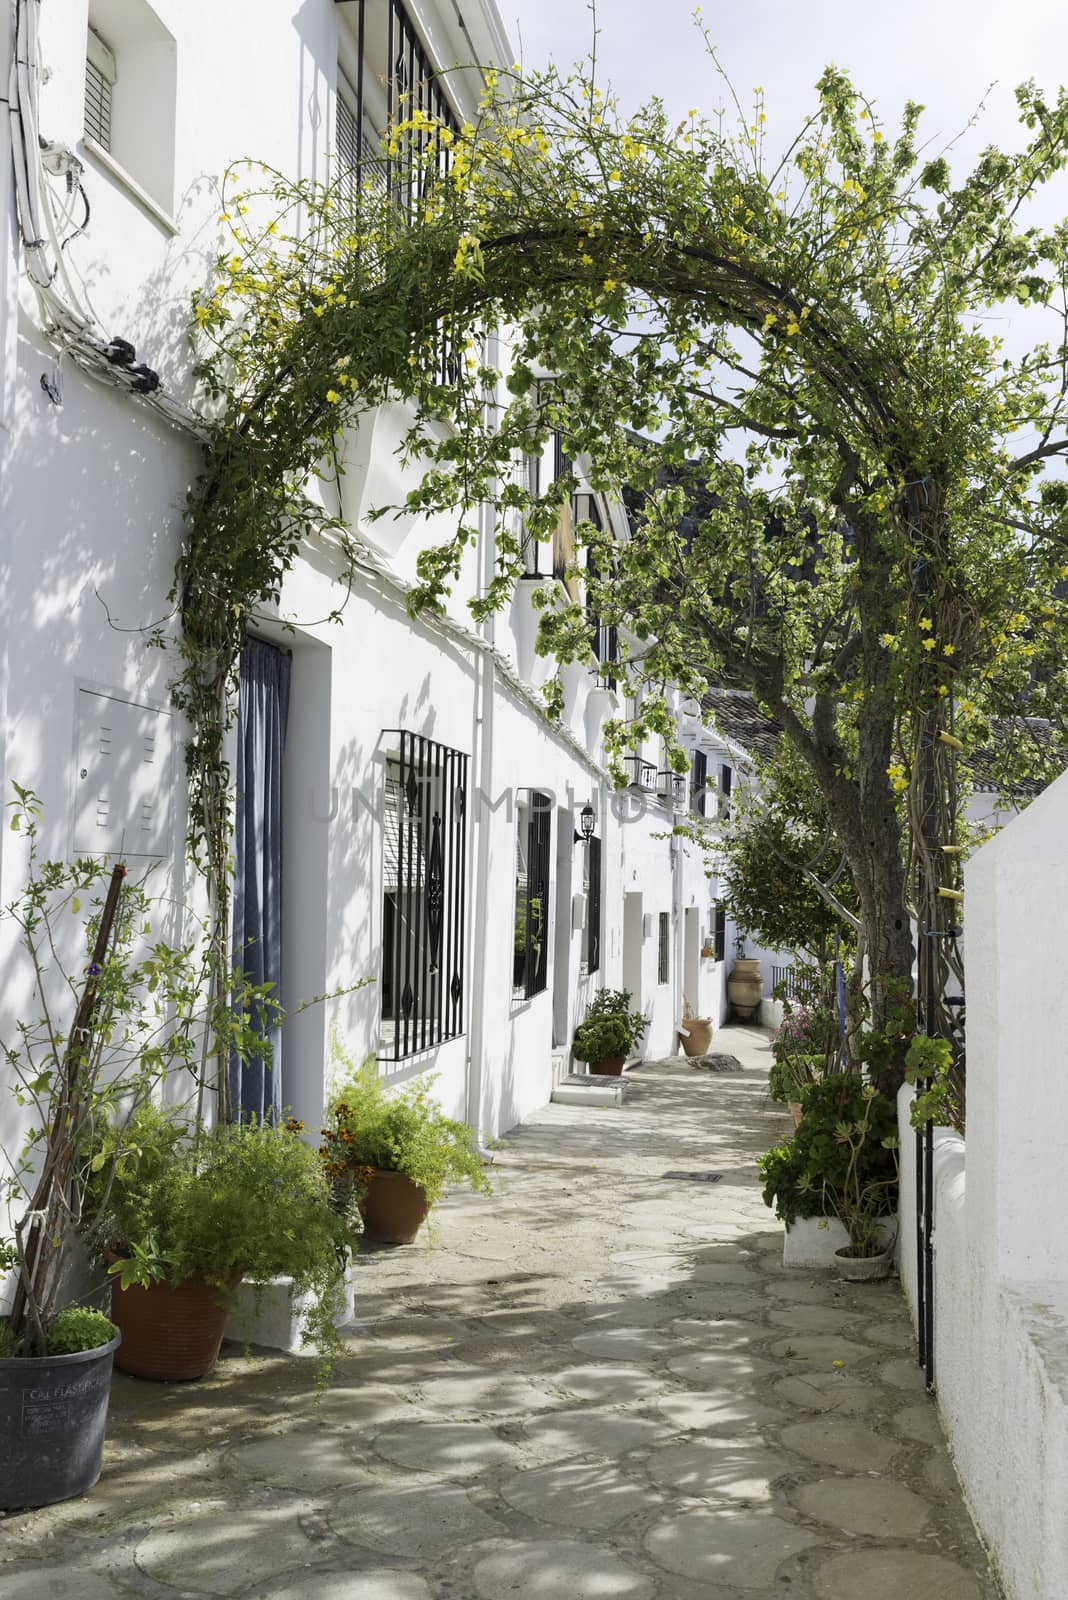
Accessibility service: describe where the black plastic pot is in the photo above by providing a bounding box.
[0,1332,120,1510]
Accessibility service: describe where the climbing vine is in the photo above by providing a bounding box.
[178,49,1068,1087]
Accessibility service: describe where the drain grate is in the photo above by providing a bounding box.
[662,1170,723,1183]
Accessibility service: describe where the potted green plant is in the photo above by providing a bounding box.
[827,1084,901,1280]
[323,1049,491,1245]
[0,787,208,1507]
[758,1074,898,1269]
[572,988,647,1075]
[768,1001,838,1125]
[89,1103,348,1380]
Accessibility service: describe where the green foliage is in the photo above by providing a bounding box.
[0,1320,19,1358]
[827,1083,902,1256]
[90,1103,347,1365]
[720,745,856,959]
[758,1075,899,1232]
[768,1053,824,1105]
[181,47,1068,1077]
[323,1049,492,1216]
[905,1033,962,1131]
[1,787,327,1357]
[45,1306,118,1357]
[572,989,647,1062]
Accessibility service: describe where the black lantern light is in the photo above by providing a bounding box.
[574,802,596,844]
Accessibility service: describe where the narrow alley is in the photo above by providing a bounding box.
[0,1028,997,1599]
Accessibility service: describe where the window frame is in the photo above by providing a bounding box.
[85,26,116,152]
[380,730,468,1061]
[513,790,552,1002]
[657,911,671,986]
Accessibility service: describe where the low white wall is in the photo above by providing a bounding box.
[899,1090,1068,1599]
[895,763,1068,1599]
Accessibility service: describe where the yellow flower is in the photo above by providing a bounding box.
[325,389,340,403]
[922,637,937,651]
[919,616,933,630]
[832,1359,845,1370]
[603,278,618,293]
[880,633,895,647]
[785,320,801,336]
[942,644,955,656]
[763,313,777,330]
[608,170,621,183]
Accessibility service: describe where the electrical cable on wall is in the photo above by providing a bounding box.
[8,0,206,436]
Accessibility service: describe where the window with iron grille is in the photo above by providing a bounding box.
[692,749,708,816]
[585,835,602,974]
[584,507,618,685]
[336,0,461,384]
[714,905,727,962]
[518,451,543,576]
[84,28,115,151]
[513,792,552,1000]
[380,731,468,1060]
[336,0,459,207]
[658,912,670,985]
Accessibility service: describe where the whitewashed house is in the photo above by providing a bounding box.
[0,0,746,1247]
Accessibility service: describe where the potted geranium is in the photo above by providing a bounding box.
[323,1049,491,1245]
[572,989,647,1076]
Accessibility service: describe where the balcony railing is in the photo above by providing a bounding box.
[622,755,657,790]
[656,770,687,809]
[770,964,823,1005]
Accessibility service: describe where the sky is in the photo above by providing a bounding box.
[501,0,1068,363]
[503,0,1068,182]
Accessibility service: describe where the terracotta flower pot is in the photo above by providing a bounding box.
[726,958,764,1021]
[587,1056,626,1076]
[679,1018,713,1056]
[359,1168,430,1244]
[109,1269,240,1381]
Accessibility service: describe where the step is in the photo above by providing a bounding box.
[551,1073,627,1107]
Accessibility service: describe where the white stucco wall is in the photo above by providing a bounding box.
[0,0,725,1311]
[897,765,1068,1600]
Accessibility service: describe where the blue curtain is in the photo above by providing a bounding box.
[231,639,291,1122]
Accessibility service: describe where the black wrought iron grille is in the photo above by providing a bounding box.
[335,0,461,384]
[658,912,671,985]
[719,762,733,821]
[770,964,823,1005]
[513,792,552,1000]
[692,749,708,816]
[586,835,602,974]
[714,906,726,962]
[84,54,112,150]
[381,731,468,1060]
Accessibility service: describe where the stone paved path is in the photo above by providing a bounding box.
[0,1026,999,1598]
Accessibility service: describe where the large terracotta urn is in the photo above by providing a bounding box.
[726,958,764,1021]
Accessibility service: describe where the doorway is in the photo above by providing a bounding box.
[622,891,644,1019]
[684,907,700,1016]
[552,805,574,1046]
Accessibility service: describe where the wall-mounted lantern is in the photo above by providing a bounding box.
[574,801,596,844]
